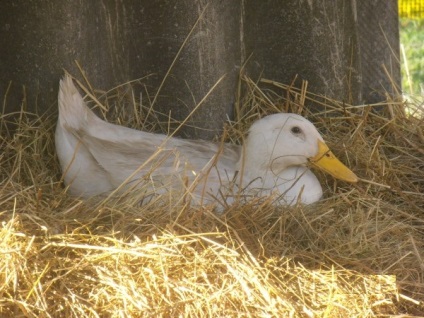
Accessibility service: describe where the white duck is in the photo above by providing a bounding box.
[55,75,358,206]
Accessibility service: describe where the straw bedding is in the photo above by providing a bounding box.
[1,75,423,317]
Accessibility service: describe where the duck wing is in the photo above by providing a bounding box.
[56,75,241,199]
[79,132,241,198]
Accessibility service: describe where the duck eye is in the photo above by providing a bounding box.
[291,126,302,134]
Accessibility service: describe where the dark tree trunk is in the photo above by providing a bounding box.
[0,0,400,139]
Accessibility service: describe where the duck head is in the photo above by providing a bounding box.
[243,113,358,182]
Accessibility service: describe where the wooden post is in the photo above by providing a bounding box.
[0,0,400,138]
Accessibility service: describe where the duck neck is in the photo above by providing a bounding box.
[237,143,273,184]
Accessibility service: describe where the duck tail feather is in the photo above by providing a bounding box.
[58,74,95,131]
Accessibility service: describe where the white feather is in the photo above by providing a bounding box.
[56,75,331,206]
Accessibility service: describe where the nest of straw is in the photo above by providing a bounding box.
[1,75,423,317]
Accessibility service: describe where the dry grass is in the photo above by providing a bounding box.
[1,74,423,317]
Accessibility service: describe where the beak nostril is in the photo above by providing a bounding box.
[311,140,358,182]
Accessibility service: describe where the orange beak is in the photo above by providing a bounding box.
[309,140,358,183]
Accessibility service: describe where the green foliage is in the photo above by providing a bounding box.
[400,18,424,96]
